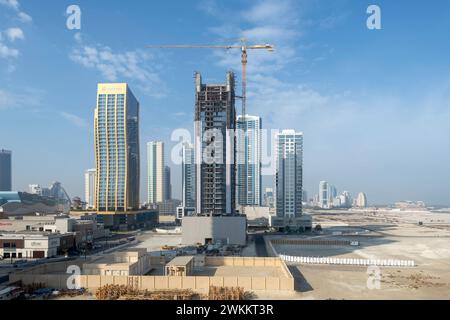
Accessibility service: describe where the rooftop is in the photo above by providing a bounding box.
[166,256,194,267]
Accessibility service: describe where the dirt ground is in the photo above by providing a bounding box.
[261,209,450,300]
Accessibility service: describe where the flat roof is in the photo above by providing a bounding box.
[166,256,194,266]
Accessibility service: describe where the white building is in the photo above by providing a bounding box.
[29,184,42,195]
[147,141,165,204]
[84,169,96,209]
[236,115,262,207]
[181,142,196,209]
[319,181,330,209]
[272,130,311,230]
[0,232,61,259]
[356,192,368,208]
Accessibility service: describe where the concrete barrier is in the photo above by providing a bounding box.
[279,255,416,268]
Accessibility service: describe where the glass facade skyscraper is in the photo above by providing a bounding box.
[275,130,303,218]
[164,166,172,201]
[0,149,12,192]
[181,142,196,208]
[236,115,262,207]
[94,83,140,212]
[147,141,165,204]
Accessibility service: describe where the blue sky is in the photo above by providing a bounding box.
[1,0,450,205]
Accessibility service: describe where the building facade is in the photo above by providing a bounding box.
[84,169,96,209]
[263,188,275,208]
[272,130,310,230]
[0,232,62,259]
[164,166,172,201]
[194,72,236,215]
[157,199,181,216]
[236,115,262,207]
[355,192,368,208]
[181,142,196,208]
[147,141,165,204]
[0,149,12,192]
[319,181,329,209]
[94,83,140,212]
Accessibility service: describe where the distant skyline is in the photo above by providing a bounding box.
[1,0,450,205]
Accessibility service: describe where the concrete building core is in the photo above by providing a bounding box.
[182,215,247,246]
[194,72,236,215]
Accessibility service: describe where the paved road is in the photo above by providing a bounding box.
[254,234,269,257]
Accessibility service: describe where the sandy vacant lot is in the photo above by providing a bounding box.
[263,209,450,300]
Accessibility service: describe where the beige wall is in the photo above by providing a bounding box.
[9,257,294,294]
[10,274,294,294]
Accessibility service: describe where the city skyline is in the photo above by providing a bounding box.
[2,0,450,205]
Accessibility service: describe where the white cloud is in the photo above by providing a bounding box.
[244,0,293,24]
[0,0,19,10]
[0,0,32,24]
[203,0,300,76]
[70,38,167,98]
[5,27,24,41]
[0,42,19,58]
[17,11,32,23]
[60,112,87,128]
[0,1,31,64]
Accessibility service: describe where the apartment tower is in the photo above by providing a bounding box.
[147,141,165,204]
[94,83,140,212]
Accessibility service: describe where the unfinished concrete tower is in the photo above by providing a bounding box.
[194,72,236,216]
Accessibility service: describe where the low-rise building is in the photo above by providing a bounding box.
[0,214,109,250]
[83,249,151,276]
[0,232,62,259]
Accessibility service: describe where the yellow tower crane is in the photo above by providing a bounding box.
[146,38,274,120]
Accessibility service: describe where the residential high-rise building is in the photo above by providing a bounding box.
[263,188,275,208]
[194,72,236,215]
[302,190,308,205]
[274,130,303,219]
[147,141,165,204]
[181,142,196,208]
[85,169,96,209]
[328,184,337,203]
[236,115,262,207]
[339,191,352,208]
[94,83,140,212]
[164,166,172,201]
[356,192,368,208]
[0,149,12,191]
[183,72,247,245]
[319,181,330,209]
